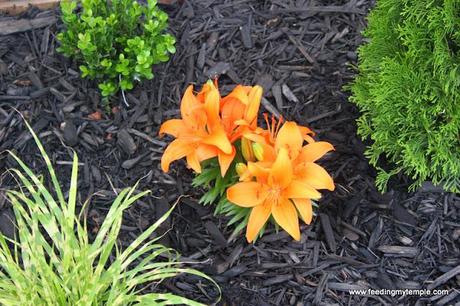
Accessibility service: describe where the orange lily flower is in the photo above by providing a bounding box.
[197,81,263,175]
[159,84,232,174]
[227,121,335,242]
[220,85,263,141]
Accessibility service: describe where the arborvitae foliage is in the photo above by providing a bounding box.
[350,0,460,192]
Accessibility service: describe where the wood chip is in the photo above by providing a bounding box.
[0,16,57,35]
[427,265,460,290]
[320,213,336,252]
[377,245,419,258]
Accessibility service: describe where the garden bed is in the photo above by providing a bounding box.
[0,1,459,305]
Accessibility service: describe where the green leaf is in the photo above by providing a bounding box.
[56,0,176,99]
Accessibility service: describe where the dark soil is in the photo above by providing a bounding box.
[1,1,460,305]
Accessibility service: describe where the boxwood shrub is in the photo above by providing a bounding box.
[57,0,176,98]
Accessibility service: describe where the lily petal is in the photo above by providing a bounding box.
[268,147,293,189]
[225,85,249,105]
[275,121,304,159]
[272,197,300,241]
[260,143,276,162]
[218,147,236,177]
[180,86,207,129]
[297,142,334,163]
[283,180,322,200]
[247,162,271,182]
[161,139,195,173]
[227,182,268,207]
[298,125,315,137]
[196,144,218,162]
[294,162,335,191]
[196,82,212,103]
[243,132,267,145]
[221,97,245,132]
[159,119,186,138]
[204,81,221,126]
[186,151,201,173]
[292,198,313,224]
[246,200,272,243]
[304,134,315,144]
[203,127,233,154]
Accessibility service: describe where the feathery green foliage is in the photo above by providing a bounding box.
[57,0,175,98]
[350,0,460,192]
[0,120,218,305]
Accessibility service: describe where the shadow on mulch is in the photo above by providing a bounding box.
[0,1,459,305]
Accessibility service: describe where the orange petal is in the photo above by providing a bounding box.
[246,200,272,243]
[292,198,313,224]
[227,182,268,207]
[221,98,245,132]
[247,162,271,183]
[161,139,195,172]
[304,134,315,144]
[225,85,249,105]
[203,127,232,154]
[243,132,267,145]
[297,142,334,163]
[298,125,315,137]
[283,180,322,200]
[272,197,300,241]
[275,121,304,159]
[196,82,211,103]
[204,81,221,125]
[186,151,201,173]
[180,86,199,118]
[180,86,207,130]
[268,148,293,189]
[218,147,236,177]
[294,162,335,191]
[196,144,218,162]
[159,119,186,138]
[245,85,262,123]
[260,143,276,162]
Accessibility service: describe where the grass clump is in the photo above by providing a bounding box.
[350,0,460,192]
[0,121,217,305]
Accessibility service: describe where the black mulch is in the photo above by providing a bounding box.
[1,1,459,305]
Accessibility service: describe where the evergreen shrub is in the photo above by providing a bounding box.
[350,0,460,192]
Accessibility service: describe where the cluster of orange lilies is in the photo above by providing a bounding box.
[159,80,335,242]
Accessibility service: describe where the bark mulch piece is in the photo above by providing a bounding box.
[1,1,459,305]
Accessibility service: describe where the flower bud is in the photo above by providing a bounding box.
[241,138,255,162]
[235,163,247,177]
[252,143,264,161]
[245,85,263,122]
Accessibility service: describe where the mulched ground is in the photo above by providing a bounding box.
[1,1,460,305]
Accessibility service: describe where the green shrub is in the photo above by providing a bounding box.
[1,121,218,305]
[57,0,176,98]
[350,0,460,192]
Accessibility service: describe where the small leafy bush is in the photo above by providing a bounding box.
[1,121,217,305]
[57,0,176,98]
[350,0,460,192]
[159,81,335,242]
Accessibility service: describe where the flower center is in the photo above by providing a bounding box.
[267,186,282,204]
